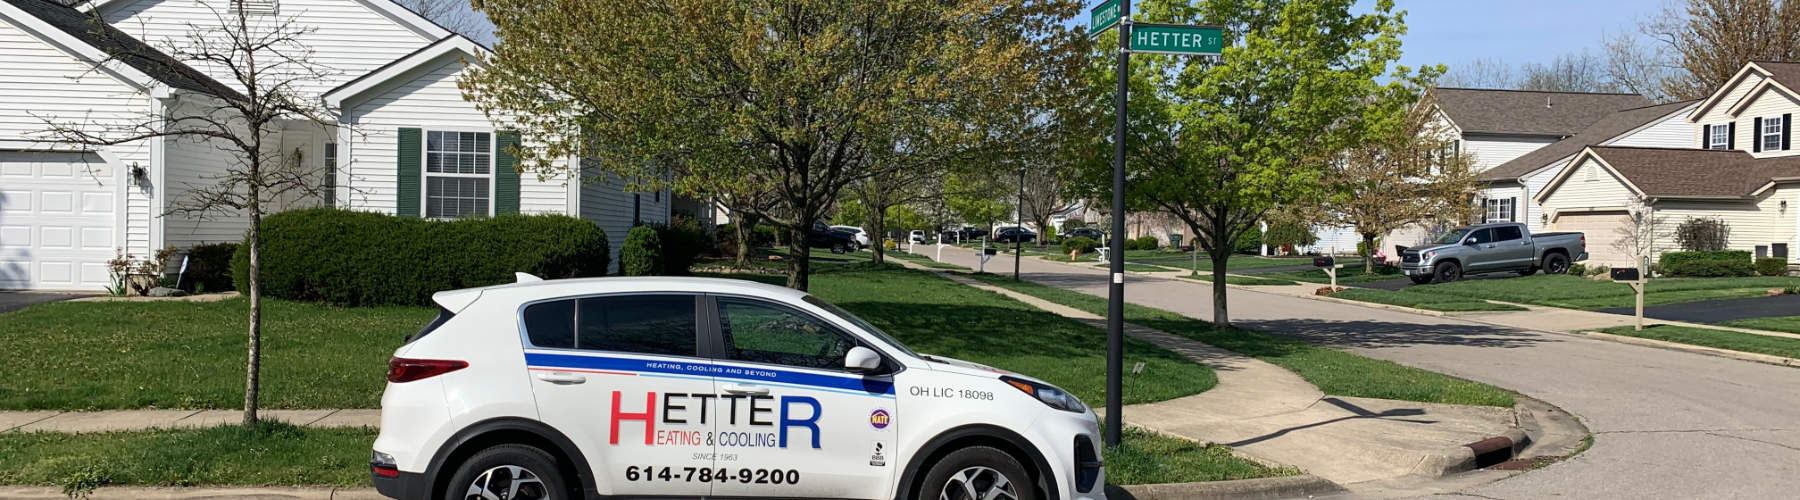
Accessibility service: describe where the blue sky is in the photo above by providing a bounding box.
[1358,0,1665,72]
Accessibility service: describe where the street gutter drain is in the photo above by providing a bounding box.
[1465,436,1515,469]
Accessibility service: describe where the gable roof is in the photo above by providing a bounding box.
[1750,61,1800,94]
[4,0,240,99]
[1478,100,1699,182]
[87,0,451,40]
[1546,146,1800,201]
[1431,88,1650,136]
[321,34,487,107]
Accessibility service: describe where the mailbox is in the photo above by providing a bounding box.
[1611,267,1641,282]
[983,248,999,255]
[1313,256,1335,268]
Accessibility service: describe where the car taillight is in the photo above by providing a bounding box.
[387,357,468,383]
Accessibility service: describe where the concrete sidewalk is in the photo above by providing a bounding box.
[0,408,378,433]
[927,268,1523,487]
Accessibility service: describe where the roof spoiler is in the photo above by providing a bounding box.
[516,272,543,283]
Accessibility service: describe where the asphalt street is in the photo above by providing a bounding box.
[932,247,1800,499]
[1595,293,1800,324]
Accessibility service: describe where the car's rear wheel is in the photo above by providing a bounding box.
[920,446,1036,500]
[832,242,848,254]
[446,444,568,500]
[1408,275,1433,285]
[1542,253,1571,275]
[1433,262,1462,283]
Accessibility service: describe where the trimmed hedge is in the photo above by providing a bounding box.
[1658,250,1753,277]
[232,209,609,306]
[1756,258,1790,277]
[655,216,708,275]
[179,242,238,293]
[621,225,664,276]
[1061,237,1097,255]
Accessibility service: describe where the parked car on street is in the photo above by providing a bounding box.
[371,275,1104,500]
[939,227,989,241]
[1064,227,1104,241]
[994,227,1037,243]
[1399,222,1586,284]
[830,225,872,247]
[807,222,861,253]
[909,230,927,244]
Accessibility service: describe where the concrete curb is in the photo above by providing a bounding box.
[1513,395,1591,461]
[0,486,383,499]
[1289,289,1456,317]
[1580,330,1800,368]
[1108,474,1343,500]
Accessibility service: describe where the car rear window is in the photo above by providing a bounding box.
[406,307,457,344]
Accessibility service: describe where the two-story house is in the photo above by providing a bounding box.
[1,0,664,290]
[1537,61,1800,267]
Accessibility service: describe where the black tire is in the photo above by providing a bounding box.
[1542,253,1571,275]
[1433,261,1462,283]
[1408,275,1432,285]
[831,242,848,254]
[444,444,569,500]
[918,446,1038,500]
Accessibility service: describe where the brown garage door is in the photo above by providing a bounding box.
[1550,211,1630,267]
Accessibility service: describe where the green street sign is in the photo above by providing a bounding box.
[1129,23,1223,56]
[1088,0,1121,36]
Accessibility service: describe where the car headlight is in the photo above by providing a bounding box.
[1002,376,1087,413]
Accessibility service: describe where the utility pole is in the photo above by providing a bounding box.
[1103,0,1130,448]
[1016,167,1025,280]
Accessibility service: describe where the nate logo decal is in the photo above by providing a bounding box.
[869,409,891,429]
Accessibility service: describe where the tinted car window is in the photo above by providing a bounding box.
[1467,228,1494,244]
[575,295,697,356]
[522,299,576,348]
[718,298,856,370]
[1493,226,1523,242]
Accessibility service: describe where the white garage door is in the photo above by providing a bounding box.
[1551,211,1630,267]
[0,151,118,290]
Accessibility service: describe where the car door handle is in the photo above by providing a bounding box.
[722,383,769,395]
[534,372,587,384]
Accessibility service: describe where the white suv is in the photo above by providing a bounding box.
[371,275,1105,500]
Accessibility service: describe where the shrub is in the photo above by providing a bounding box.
[1235,225,1262,254]
[654,216,708,275]
[1131,236,1160,251]
[177,242,238,292]
[231,209,609,306]
[1756,257,1789,277]
[1061,237,1097,255]
[1569,263,1587,276]
[621,225,664,276]
[1674,217,1731,251]
[1658,250,1753,277]
[1042,225,1058,243]
[1263,220,1318,247]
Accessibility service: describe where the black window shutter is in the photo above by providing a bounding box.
[1729,122,1737,150]
[495,132,521,215]
[1785,113,1792,150]
[1701,124,1711,148]
[1754,117,1764,152]
[396,128,421,217]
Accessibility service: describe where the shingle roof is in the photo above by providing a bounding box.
[5,0,242,100]
[1582,146,1800,198]
[1479,100,1699,182]
[1432,88,1650,136]
[1754,61,1800,91]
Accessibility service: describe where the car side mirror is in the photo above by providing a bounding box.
[845,346,882,373]
[1464,239,1478,246]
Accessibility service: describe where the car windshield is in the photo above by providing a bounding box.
[1433,228,1472,245]
[803,295,919,358]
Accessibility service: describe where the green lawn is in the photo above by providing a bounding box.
[1106,428,1298,485]
[1179,273,1300,286]
[964,274,1516,407]
[0,422,374,493]
[1598,325,1800,359]
[1130,253,1309,272]
[887,251,971,270]
[1255,265,1405,284]
[1329,288,1526,312]
[1417,275,1800,310]
[1721,315,1800,334]
[0,298,432,410]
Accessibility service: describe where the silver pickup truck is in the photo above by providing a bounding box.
[1398,222,1587,284]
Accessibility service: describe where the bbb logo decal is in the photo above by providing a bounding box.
[869,409,891,429]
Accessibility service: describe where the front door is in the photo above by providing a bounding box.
[1462,228,1498,271]
[521,293,715,496]
[706,295,898,499]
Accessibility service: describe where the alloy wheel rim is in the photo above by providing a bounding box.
[939,465,1018,500]
[464,464,549,500]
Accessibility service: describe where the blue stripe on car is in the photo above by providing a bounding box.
[524,352,896,396]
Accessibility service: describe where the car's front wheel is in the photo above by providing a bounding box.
[446,444,568,500]
[832,242,849,254]
[1542,253,1571,275]
[1409,275,1433,285]
[919,446,1037,500]
[1433,262,1462,283]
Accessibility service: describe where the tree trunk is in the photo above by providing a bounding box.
[1035,216,1051,247]
[1210,244,1231,327]
[733,217,754,268]
[785,225,810,290]
[869,205,887,264]
[1361,232,1377,275]
[243,181,262,428]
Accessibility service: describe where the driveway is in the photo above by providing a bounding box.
[0,291,87,315]
[1595,293,1800,323]
[929,247,1800,499]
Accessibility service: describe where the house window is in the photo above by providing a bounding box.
[1482,198,1515,223]
[1763,116,1784,152]
[424,131,492,218]
[1709,124,1731,150]
[323,142,337,208]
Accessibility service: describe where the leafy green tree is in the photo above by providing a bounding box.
[464,0,1086,290]
[1085,0,1412,326]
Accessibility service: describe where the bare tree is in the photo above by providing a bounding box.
[1017,165,1078,248]
[1640,0,1800,100]
[1604,32,1683,103]
[396,0,493,42]
[37,5,339,428]
[1613,207,1667,267]
[1439,57,1517,89]
[1518,52,1621,93]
